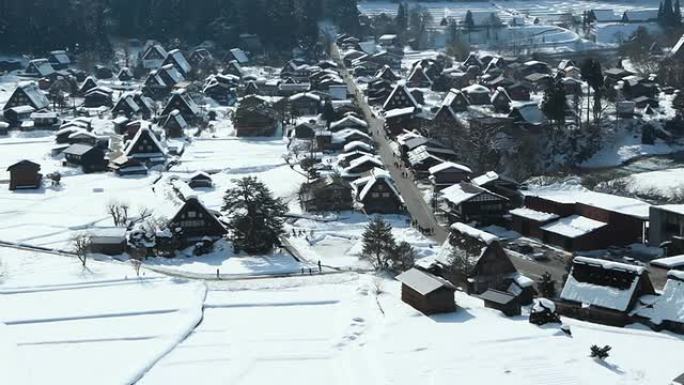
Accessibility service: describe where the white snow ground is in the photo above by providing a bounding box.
[138,273,684,385]
[0,248,206,385]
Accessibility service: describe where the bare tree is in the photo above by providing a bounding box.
[137,207,153,222]
[130,256,143,277]
[107,201,131,227]
[72,233,92,267]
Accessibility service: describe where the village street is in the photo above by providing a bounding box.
[332,44,575,284]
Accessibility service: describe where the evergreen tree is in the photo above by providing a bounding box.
[663,0,675,25]
[675,0,682,25]
[392,241,415,272]
[541,80,568,131]
[464,10,475,31]
[659,2,665,20]
[222,176,287,254]
[537,272,557,298]
[321,98,336,128]
[361,217,396,270]
[580,58,604,123]
[396,3,408,33]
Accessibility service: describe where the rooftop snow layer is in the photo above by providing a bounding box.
[451,222,499,245]
[396,268,456,295]
[523,185,650,220]
[651,255,684,269]
[540,215,607,239]
[509,207,559,222]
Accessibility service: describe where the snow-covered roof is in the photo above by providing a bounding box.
[166,64,186,83]
[461,84,490,94]
[229,48,249,64]
[540,215,606,239]
[330,115,368,131]
[471,171,500,186]
[511,104,545,125]
[333,128,371,143]
[351,168,402,202]
[28,59,55,76]
[561,256,647,311]
[509,208,559,223]
[383,84,419,111]
[343,155,384,176]
[635,271,684,325]
[407,64,433,85]
[428,161,472,175]
[290,92,322,102]
[343,141,373,153]
[590,9,620,22]
[17,82,49,110]
[574,256,646,275]
[622,9,658,22]
[451,222,499,245]
[656,204,684,216]
[650,255,684,269]
[384,106,416,118]
[124,126,166,158]
[441,182,505,206]
[396,268,456,295]
[523,186,651,220]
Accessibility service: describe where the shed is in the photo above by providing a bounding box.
[89,228,127,255]
[187,171,213,189]
[396,268,457,315]
[63,144,107,173]
[7,160,42,190]
[479,289,521,316]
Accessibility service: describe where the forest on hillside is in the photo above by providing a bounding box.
[0,0,360,54]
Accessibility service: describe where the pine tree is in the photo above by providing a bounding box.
[580,58,604,123]
[321,98,336,128]
[464,10,475,31]
[392,241,415,272]
[537,272,557,298]
[396,3,408,33]
[541,80,568,131]
[361,217,396,270]
[222,176,287,254]
[663,0,675,25]
[675,0,682,25]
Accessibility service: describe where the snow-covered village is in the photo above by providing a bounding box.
[1,0,684,384]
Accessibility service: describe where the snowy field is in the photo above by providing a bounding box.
[581,122,684,169]
[0,131,304,250]
[2,248,684,385]
[288,213,438,270]
[358,0,663,18]
[143,239,307,278]
[138,273,684,385]
[615,167,684,201]
[0,248,206,385]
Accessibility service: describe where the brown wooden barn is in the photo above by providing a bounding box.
[479,289,521,316]
[7,160,42,190]
[396,268,457,315]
